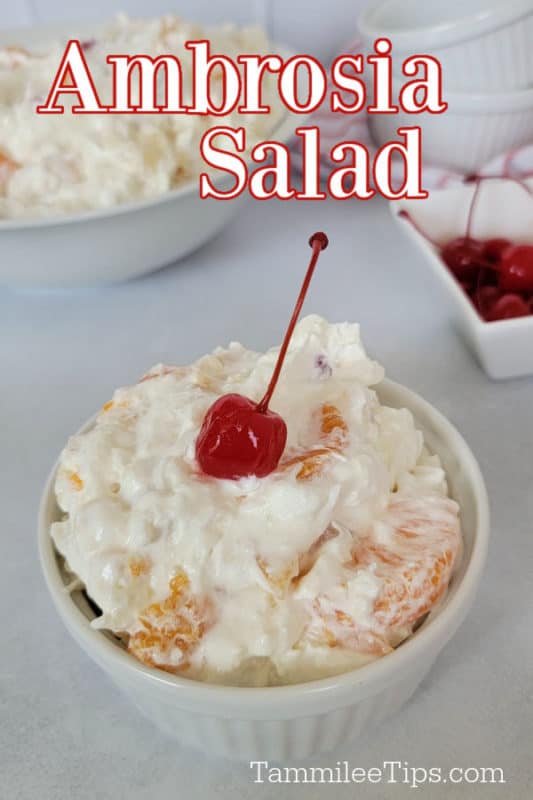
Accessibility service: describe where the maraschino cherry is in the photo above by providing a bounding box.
[195,232,329,480]
[399,177,487,281]
[399,174,533,322]
[483,237,512,264]
[498,245,533,293]
[441,178,488,280]
[486,292,530,321]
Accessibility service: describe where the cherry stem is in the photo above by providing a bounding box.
[401,173,533,248]
[465,178,483,239]
[256,232,329,414]
[465,172,533,197]
[463,171,533,240]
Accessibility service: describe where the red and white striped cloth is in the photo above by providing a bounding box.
[290,39,533,190]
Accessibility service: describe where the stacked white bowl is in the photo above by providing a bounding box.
[359,0,533,171]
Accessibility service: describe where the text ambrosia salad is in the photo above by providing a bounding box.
[51,316,461,686]
[0,14,284,219]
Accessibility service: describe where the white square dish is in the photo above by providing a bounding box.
[392,179,533,380]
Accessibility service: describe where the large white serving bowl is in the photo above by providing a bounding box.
[359,0,533,92]
[38,379,489,762]
[0,22,297,288]
[370,76,533,173]
[0,178,254,287]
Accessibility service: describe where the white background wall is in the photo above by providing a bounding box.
[0,0,367,60]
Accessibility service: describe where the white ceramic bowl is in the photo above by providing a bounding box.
[0,181,251,287]
[359,0,533,92]
[392,179,533,380]
[0,22,297,288]
[370,76,533,173]
[38,379,489,762]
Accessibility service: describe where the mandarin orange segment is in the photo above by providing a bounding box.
[309,495,460,656]
[0,151,19,189]
[0,152,18,169]
[128,557,150,577]
[321,403,348,441]
[279,404,348,481]
[128,570,210,673]
[296,452,329,480]
[67,471,83,491]
[323,627,337,647]
[358,496,461,633]
[334,609,352,625]
[139,365,186,383]
[292,526,339,587]
[169,571,189,595]
[4,45,30,58]
[310,598,392,656]
[101,399,129,413]
[281,448,331,480]
[256,555,298,595]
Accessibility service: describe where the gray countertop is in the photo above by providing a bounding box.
[1,196,531,799]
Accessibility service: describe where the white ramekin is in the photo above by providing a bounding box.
[370,77,533,173]
[392,179,533,380]
[359,0,533,92]
[38,379,489,761]
[0,22,297,288]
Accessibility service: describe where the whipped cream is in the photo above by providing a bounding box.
[51,316,461,685]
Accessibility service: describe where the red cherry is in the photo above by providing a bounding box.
[487,293,530,321]
[441,237,486,280]
[440,178,488,280]
[498,245,533,293]
[195,232,329,480]
[473,284,501,320]
[400,176,533,318]
[482,238,511,264]
[194,394,287,480]
[398,184,489,282]
[398,212,486,281]
[459,278,475,296]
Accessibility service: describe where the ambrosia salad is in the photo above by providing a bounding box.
[0,14,284,219]
[51,316,462,686]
